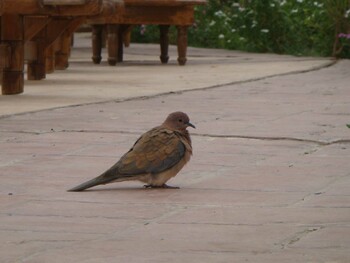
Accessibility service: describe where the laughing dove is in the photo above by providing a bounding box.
[68,111,195,191]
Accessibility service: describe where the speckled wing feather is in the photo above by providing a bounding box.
[111,127,186,176]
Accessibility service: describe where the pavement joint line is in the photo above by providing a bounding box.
[278,226,324,250]
[0,59,337,120]
[0,212,160,221]
[0,228,105,236]
[175,58,337,94]
[3,128,349,146]
[192,133,350,146]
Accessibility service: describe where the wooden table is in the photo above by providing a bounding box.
[0,0,114,95]
[88,0,206,66]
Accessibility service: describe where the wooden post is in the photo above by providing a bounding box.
[159,25,170,64]
[55,30,71,70]
[107,24,118,66]
[109,25,132,63]
[177,26,188,65]
[45,44,55,73]
[91,24,103,64]
[1,14,24,95]
[27,25,47,80]
[117,25,129,62]
[123,25,133,47]
[102,26,106,48]
[0,17,2,83]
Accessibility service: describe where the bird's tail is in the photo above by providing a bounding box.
[67,174,116,192]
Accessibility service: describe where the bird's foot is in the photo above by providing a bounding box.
[161,184,180,189]
[144,184,180,189]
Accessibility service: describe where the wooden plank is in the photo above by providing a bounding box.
[92,5,195,25]
[45,18,83,48]
[24,16,51,41]
[43,0,88,5]
[0,0,102,16]
[124,0,206,6]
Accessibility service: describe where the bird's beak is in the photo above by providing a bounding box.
[187,122,196,129]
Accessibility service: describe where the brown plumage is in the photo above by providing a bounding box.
[68,112,195,191]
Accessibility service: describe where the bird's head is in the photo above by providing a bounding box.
[163,111,195,132]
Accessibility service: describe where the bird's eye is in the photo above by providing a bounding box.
[178,119,183,122]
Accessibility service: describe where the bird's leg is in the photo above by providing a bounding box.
[144,184,180,189]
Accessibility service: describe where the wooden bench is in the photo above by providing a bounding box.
[88,0,206,66]
[0,0,115,95]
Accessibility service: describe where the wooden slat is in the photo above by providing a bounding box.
[24,16,51,41]
[45,18,84,48]
[89,0,206,24]
[124,0,206,6]
[43,0,88,5]
[0,0,102,16]
[91,5,195,25]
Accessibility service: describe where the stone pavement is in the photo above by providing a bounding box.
[0,33,332,116]
[1,33,350,262]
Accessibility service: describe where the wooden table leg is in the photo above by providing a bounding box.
[177,26,188,66]
[92,24,103,64]
[55,31,71,70]
[107,24,118,66]
[1,14,24,95]
[45,44,55,74]
[118,25,130,63]
[159,25,169,64]
[123,25,133,47]
[27,26,47,80]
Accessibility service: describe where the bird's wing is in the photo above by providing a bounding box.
[110,127,186,176]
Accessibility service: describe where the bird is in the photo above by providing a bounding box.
[68,111,195,191]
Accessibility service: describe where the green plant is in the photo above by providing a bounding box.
[131,0,350,58]
[325,0,350,56]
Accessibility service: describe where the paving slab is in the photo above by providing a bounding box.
[0,32,350,263]
[0,33,332,116]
